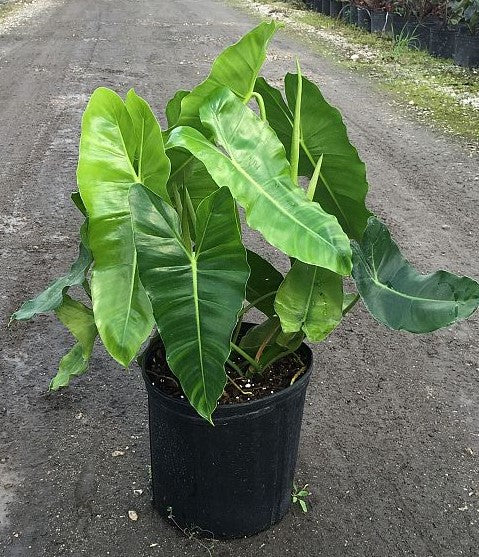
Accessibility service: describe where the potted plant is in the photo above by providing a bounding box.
[428,0,457,58]
[450,0,479,66]
[356,1,373,31]
[402,0,443,48]
[11,22,479,539]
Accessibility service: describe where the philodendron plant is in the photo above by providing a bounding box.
[11,22,479,422]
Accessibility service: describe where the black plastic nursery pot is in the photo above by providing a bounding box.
[142,331,314,539]
[322,0,331,17]
[356,8,371,32]
[329,0,341,18]
[370,10,387,34]
[428,25,456,59]
[349,4,358,26]
[403,19,437,51]
[370,11,403,36]
[453,28,479,68]
[339,2,349,21]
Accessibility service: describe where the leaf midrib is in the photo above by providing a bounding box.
[208,112,345,260]
[263,84,351,233]
[360,246,462,305]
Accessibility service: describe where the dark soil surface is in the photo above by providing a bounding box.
[0,0,478,556]
[147,341,306,405]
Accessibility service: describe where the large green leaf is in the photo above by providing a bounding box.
[239,317,304,367]
[186,160,219,210]
[275,260,343,342]
[130,185,249,421]
[166,22,279,190]
[255,75,371,240]
[125,89,171,203]
[77,87,167,366]
[165,89,190,128]
[177,21,279,131]
[167,88,352,275]
[352,217,479,332]
[246,249,284,317]
[11,221,92,322]
[50,295,97,390]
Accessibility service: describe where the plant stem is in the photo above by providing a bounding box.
[82,279,92,300]
[342,293,360,316]
[227,373,252,395]
[231,316,243,345]
[254,321,280,363]
[263,348,296,371]
[290,365,307,386]
[238,291,276,317]
[226,358,245,377]
[173,186,191,252]
[290,59,303,186]
[230,342,263,372]
[184,186,197,230]
[307,154,323,201]
[181,187,191,251]
[250,92,267,122]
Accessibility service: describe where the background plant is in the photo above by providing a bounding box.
[449,0,479,31]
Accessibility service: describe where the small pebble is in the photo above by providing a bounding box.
[111,450,125,457]
[128,510,138,521]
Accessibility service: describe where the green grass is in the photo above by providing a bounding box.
[230,0,479,144]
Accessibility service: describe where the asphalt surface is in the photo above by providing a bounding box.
[1,0,478,555]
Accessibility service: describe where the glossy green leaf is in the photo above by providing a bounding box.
[130,185,249,421]
[166,22,279,189]
[239,316,304,368]
[50,295,97,390]
[71,191,87,216]
[165,90,189,128]
[177,21,279,131]
[167,88,352,275]
[77,87,162,366]
[239,316,281,362]
[11,223,92,322]
[275,260,343,341]
[245,249,284,316]
[125,89,171,202]
[255,75,371,239]
[186,160,219,210]
[342,292,359,314]
[352,217,479,332]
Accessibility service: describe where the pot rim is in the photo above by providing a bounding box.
[141,333,313,419]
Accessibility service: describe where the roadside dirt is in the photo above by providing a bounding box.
[0,0,478,555]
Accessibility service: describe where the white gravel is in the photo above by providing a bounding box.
[0,0,60,33]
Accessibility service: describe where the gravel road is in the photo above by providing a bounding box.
[1,0,478,555]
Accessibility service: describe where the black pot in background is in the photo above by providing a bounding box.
[403,19,438,50]
[349,4,358,26]
[329,0,341,18]
[371,11,403,36]
[311,0,322,13]
[339,2,349,21]
[356,7,371,32]
[142,330,314,539]
[390,13,406,37]
[428,25,456,59]
[454,26,479,68]
[322,0,331,16]
[370,10,387,34]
